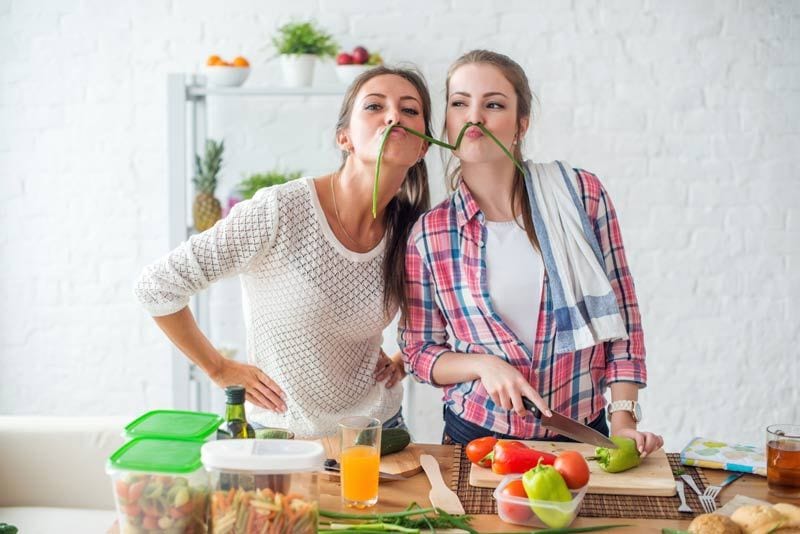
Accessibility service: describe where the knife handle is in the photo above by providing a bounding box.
[522,397,542,419]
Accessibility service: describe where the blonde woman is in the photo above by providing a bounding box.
[400,51,663,455]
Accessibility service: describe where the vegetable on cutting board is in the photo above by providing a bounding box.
[466,436,497,467]
[492,440,557,475]
[554,450,591,489]
[590,436,641,473]
[354,427,411,456]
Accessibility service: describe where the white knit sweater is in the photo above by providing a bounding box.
[135,177,403,438]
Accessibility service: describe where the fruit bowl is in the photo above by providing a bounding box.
[335,64,373,85]
[203,65,250,87]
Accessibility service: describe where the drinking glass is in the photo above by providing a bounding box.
[766,424,800,497]
[338,416,381,508]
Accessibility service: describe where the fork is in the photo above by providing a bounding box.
[700,472,745,512]
[675,480,693,513]
[679,474,713,513]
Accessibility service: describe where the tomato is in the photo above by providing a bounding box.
[465,436,497,467]
[553,450,590,489]
[497,479,532,524]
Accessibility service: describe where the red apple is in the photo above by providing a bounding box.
[337,52,354,65]
[352,46,369,65]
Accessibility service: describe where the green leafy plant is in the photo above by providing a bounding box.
[272,21,338,57]
[373,122,526,217]
[237,170,301,200]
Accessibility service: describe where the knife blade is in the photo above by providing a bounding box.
[323,458,406,481]
[522,397,618,448]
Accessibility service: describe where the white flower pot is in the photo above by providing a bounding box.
[280,54,316,87]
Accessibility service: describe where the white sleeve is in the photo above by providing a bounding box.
[134,186,279,317]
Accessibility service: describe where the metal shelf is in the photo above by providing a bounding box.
[186,85,346,98]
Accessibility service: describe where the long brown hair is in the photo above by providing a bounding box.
[334,66,432,318]
[443,50,539,249]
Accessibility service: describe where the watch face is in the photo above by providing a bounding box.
[634,403,642,422]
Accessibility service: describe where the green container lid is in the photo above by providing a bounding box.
[108,437,203,474]
[124,410,223,441]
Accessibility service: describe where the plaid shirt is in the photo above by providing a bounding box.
[398,169,646,438]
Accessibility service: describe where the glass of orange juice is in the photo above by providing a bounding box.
[339,416,381,508]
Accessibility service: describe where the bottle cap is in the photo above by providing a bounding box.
[225,385,246,405]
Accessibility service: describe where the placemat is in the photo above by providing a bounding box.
[450,446,711,520]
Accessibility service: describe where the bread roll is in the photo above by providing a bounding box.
[731,505,785,534]
[688,513,743,534]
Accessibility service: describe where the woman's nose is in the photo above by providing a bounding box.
[468,108,483,125]
[385,108,400,125]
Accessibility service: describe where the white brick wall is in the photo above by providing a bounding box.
[1,1,798,451]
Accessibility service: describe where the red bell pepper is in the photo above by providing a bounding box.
[466,436,497,467]
[491,440,557,475]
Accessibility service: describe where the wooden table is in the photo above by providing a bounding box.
[319,444,800,534]
[109,444,798,533]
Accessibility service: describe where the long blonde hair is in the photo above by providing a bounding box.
[334,66,432,318]
[443,50,539,249]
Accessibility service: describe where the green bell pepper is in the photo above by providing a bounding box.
[521,462,573,528]
[594,436,641,473]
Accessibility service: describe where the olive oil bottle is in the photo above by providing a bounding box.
[220,385,255,439]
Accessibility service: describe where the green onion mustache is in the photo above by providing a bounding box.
[372,122,525,217]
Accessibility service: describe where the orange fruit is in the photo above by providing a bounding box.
[233,56,249,67]
[207,55,222,66]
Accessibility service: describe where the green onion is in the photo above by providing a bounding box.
[319,507,436,520]
[371,122,526,218]
[490,525,631,533]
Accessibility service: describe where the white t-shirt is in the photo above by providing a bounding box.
[484,219,544,353]
[135,178,403,438]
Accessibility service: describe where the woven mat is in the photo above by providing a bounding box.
[450,446,711,520]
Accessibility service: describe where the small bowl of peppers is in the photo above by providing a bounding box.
[493,471,587,528]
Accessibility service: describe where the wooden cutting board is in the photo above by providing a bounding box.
[318,436,423,477]
[469,441,676,496]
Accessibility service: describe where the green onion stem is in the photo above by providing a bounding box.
[325,524,418,533]
[319,508,437,520]
[371,122,526,218]
[489,525,631,534]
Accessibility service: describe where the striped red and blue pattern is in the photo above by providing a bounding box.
[399,168,646,438]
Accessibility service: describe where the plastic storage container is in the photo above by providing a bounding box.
[201,439,325,534]
[493,474,587,528]
[124,409,223,442]
[107,437,210,533]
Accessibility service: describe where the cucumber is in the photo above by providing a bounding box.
[380,428,411,456]
[354,427,411,456]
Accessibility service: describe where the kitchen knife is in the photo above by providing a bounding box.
[522,397,618,449]
[323,458,406,482]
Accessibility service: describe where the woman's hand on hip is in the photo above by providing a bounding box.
[374,350,405,388]
[210,359,286,412]
[475,355,551,418]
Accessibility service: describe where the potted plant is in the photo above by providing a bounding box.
[236,170,302,200]
[272,21,337,87]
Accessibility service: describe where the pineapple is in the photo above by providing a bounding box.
[192,139,224,232]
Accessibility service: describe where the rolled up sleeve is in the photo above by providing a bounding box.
[585,172,647,387]
[398,227,451,386]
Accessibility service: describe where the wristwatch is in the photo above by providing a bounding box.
[606,400,642,423]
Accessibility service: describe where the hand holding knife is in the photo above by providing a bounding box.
[522,396,618,449]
